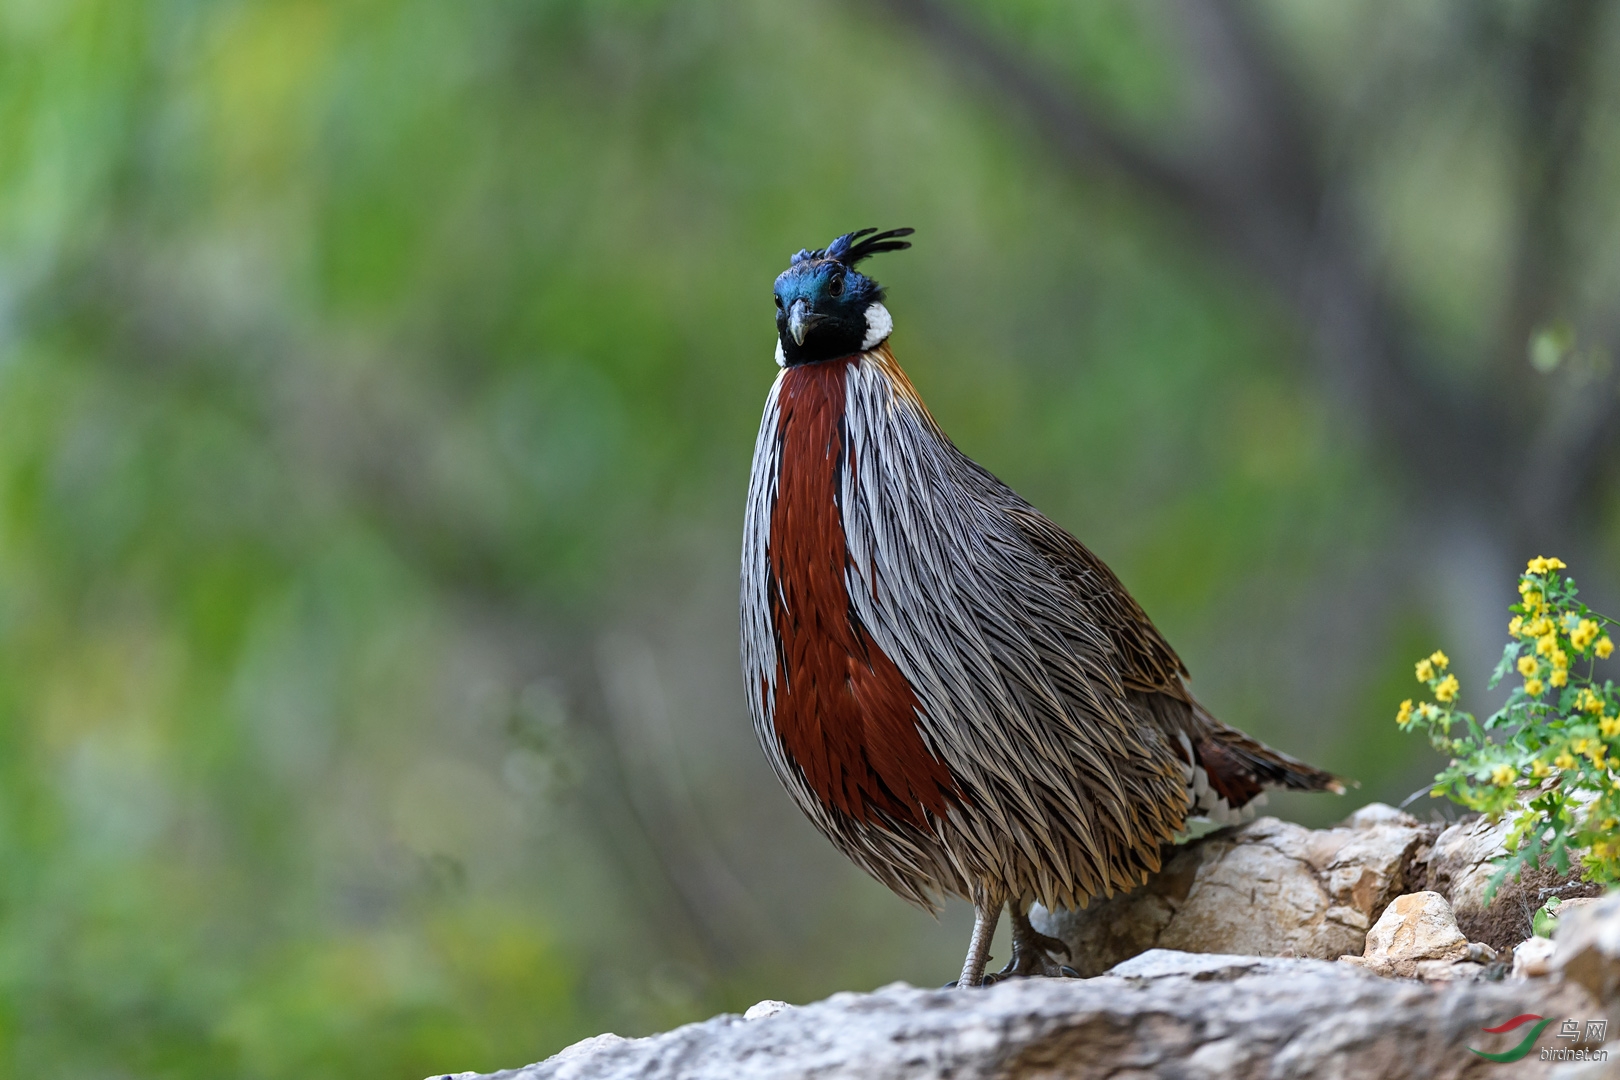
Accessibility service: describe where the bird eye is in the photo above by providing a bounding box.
[774,295,784,310]
[829,274,843,297]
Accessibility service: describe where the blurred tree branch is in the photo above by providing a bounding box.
[877,0,1620,555]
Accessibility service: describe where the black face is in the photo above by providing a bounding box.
[773,258,883,366]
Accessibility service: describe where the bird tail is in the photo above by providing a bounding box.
[1175,702,1347,823]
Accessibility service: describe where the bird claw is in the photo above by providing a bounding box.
[993,925,1076,980]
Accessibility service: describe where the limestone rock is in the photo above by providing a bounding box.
[1030,802,1593,967]
[1034,807,1432,975]
[1354,890,1470,978]
[438,950,1596,1080]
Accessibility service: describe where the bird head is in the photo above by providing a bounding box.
[773,227,913,366]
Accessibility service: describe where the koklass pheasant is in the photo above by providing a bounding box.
[740,229,1343,988]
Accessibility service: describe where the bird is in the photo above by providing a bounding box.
[739,228,1344,988]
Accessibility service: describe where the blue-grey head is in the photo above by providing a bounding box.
[773,228,913,366]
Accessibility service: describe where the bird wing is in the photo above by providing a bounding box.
[967,463,1345,793]
[988,487,1192,699]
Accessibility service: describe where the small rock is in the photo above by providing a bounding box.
[742,1000,791,1020]
[1358,891,1469,977]
[1466,941,1498,963]
[1513,934,1558,978]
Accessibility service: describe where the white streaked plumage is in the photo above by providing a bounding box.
[741,347,1189,913]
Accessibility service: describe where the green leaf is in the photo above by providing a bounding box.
[1533,899,1562,937]
[1489,642,1517,689]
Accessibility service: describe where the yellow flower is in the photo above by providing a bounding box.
[1415,658,1434,682]
[1556,752,1577,769]
[1524,592,1546,613]
[1490,764,1517,785]
[1590,743,1608,766]
[1519,578,1534,595]
[1527,556,1567,574]
[1531,759,1552,778]
[1574,619,1600,649]
[1602,715,1620,739]
[1509,615,1524,637]
[1396,699,1414,727]
[1573,738,1592,755]
[1526,677,1545,696]
[1518,655,1540,677]
[1435,673,1460,702]
[1429,650,1449,670]
[1527,616,1553,637]
[1599,637,1615,660]
[1552,648,1569,670]
[1580,689,1607,714]
[1537,634,1558,657]
[1548,557,1567,570]
[1551,668,1569,687]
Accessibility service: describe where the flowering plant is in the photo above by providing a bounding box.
[1397,557,1620,889]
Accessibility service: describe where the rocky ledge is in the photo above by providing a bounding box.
[1035,801,1598,970]
[437,806,1620,1080]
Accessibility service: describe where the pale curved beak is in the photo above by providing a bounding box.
[787,298,824,346]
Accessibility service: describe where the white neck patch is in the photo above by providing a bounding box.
[774,337,787,367]
[861,302,893,350]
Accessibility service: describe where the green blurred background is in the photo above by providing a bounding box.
[4,0,1620,1076]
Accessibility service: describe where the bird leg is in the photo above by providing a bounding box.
[955,891,1002,988]
[991,898,1077,980]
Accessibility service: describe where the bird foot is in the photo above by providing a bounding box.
[941,955,993,989]
[987,924,1077,981]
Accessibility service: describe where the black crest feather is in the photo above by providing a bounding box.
[791,227,914,267]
